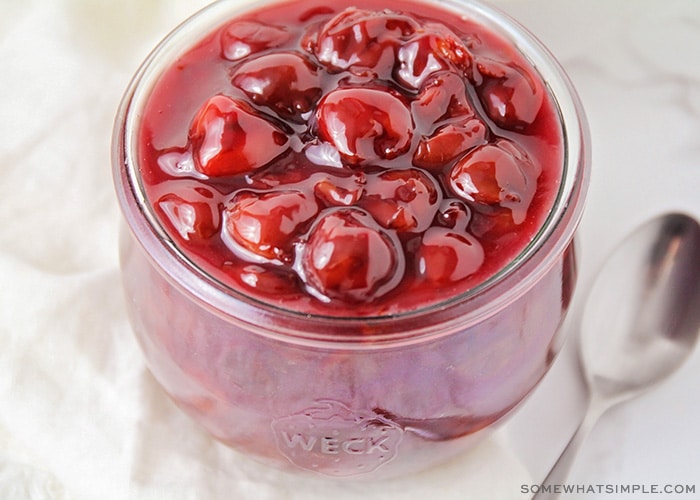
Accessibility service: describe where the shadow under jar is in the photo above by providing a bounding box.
[112,0,590,480]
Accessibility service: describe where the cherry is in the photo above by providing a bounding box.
[395,27,472,89]
[474,57,544,130]
[299,208,404,303]
[155,148,196,178]
[413,118,487,170]
[359,168,440,232]
[188,95,289,177]
[421,21,472,70]
[315,87,413,165]
[314,174,365,207]
[232,52,322,123]
[223,189,318,263]
[312,8,419,75]
[220,21,291,60]
[248,163,312,189]
[157,192,219,241]
[448,139,538,224]
[236,264,300,296]
[435,199,473,230]
[412,72,475,128]
[395,35,449,90]
[416,226,484,284]
[468,207,523,242]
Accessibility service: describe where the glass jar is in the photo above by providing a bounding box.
[112,0,589,479]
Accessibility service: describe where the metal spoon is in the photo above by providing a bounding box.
[534,212,700,499]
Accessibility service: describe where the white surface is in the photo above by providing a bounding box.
[1,1,699,499]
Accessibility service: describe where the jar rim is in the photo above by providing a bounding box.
[112,0,590,346]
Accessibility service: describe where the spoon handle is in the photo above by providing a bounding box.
[532,395,608,500]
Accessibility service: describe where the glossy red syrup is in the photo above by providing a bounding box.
[137,0,563,317]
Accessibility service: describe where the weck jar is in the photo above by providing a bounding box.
[112,0,590,479]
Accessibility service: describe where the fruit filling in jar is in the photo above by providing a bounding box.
[114,0,589,479]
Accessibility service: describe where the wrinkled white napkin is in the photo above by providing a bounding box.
[0,1,533,498]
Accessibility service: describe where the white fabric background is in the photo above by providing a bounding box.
[1,1,699,499]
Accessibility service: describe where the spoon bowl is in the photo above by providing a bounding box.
[534,212,700,499]
[581,212,700,398]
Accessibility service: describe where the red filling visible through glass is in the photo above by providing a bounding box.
[137,0,563,317]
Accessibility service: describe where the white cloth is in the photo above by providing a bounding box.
[2,1,699,499]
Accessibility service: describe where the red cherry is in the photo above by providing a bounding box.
[220,21,291,60]
[413,118,487,170]
[422,21,472,70]
[468,207,523,242]
[248,164,312,190]
[223,189,318,263]
[236,264,300,296]
[474,57,544,130]
[154,147,196,178]
[435,199,473,230]
[299,208,404,303]
[316,87,414,165]
[395,27,472,89]
[314,174,365,207]
[188,95,289,177]
[232,52,322,123]
[416,227,484,284]
[448,139,538,224]
[157,192,219,241]
[395,35,449,90]
[312,8,419,75]
[412,72,475,128]
[359,168,440,232]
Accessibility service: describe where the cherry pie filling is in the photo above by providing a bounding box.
[137,0,564,318]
